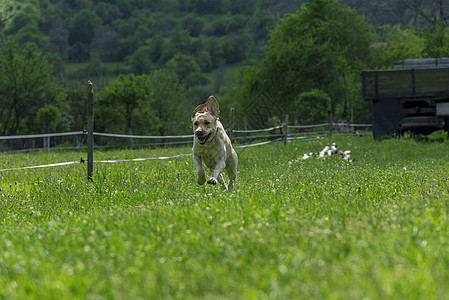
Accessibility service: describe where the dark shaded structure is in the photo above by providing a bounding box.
[361,58,449,138]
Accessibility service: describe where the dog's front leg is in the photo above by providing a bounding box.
[207,160,226,185]
[193,155,206,185]
[216,174,228,191]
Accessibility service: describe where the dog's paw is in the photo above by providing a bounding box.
[207,177,217,185]
[197,175,206,185]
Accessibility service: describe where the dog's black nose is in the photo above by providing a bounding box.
[196,130,204,137]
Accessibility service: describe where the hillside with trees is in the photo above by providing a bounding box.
[0,0,448,140]
[1,0,301,77]
[0,0,302,137]
[228,0,449,127]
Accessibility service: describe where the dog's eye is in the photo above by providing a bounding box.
[205,121,210,125]
[194,122,199,126]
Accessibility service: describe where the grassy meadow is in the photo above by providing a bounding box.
[1,135,449,299]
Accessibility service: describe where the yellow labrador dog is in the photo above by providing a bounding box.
[191,96,238,190]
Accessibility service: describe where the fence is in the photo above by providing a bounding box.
[0,117,372,175]
[0,118,372,153]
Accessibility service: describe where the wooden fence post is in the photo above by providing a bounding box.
[329,112,333,138]
[87,80,94,181]
[229,108,235,142]
[284,114,289,146]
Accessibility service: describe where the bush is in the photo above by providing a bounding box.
[294,89,331,124]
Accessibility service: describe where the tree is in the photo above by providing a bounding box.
[191,0,230,14]
[194,50,212,72]
[166,53,201,82]
[170,26,191,51]
[0,39,60,135]
[126,45,152,74]
[63,81,87,132]
[182,14,204,37]
[3,2,50,48]
[235,0,375,121]
[369,25,425,69]
[148,69,188,135]
[48,19,69,56]
[36,104,61,132]
[68,9,101,46]
[422,24,449,58]
[15,23,50,49]
[231,0,258,15]
[96,74,159,135]
[3,3,39,35]
[294,89,331,124]
[128,24,152,52]
[0,0,18,32]
[221,32,250,64]
[343,0,449,28]
[148,33,165,63]
[395,0,449,27]
[90,27,120,61]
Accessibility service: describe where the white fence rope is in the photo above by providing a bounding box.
[0,135,336,172]
[0,138,283,171]
[0,138,288,171]
[0,122,372,171]
[94,153,192,163]
[93,132,194,139]
[0,160,83,172]
[0,131,85,140]
[0,122,371,144]
[0,154,194,172]
[233,125,284,133]
[289,123,330,129]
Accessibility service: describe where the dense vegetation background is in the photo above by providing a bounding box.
[0,0,448,137]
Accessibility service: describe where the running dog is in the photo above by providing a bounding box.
[191,96,238,190]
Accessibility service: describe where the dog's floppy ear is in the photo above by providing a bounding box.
[192,103,208,119]
[207,96,220,117]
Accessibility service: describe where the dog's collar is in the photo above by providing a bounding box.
[208,127,219,143]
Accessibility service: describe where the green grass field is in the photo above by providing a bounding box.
[1,135,449,299]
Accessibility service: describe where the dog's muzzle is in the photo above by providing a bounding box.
[196,131,211,145]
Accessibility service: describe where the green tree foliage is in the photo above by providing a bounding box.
[2,0,449,137]
[422,25,449,58]
[0,39,61,135]
[182,14,204,37]
[96,71,188,136]
[344,0,449,28]
[2,2,50,49]
[0,0,17,31]
[0,0,304,112]
[15,23,50,49]
[96,74,159,135]
[47,20,69,56]
[369,25,425,69]
[148,33,165,63]
[2,0,301,73]
[126,45,152,74]
[148,69,189,135]
[90,27,121,62]
[36,104,61,132]
[68,9,101,47]
[62,81,87,132]
[294,89,331,124]
[4,3,40,34]
[236,0,375,121]
[166,53,201,83]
